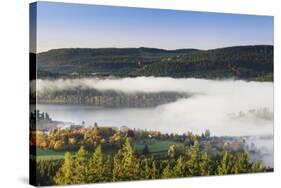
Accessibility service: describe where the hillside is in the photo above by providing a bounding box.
[37,47,198,76]
[35,45,273,81]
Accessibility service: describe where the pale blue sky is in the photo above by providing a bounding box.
[33,1,274,53]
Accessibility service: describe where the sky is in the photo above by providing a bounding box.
[31,1,274,53]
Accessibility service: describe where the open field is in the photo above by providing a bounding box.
[35,148,76,161]
[134,139,185,156]
[34,139,184,161]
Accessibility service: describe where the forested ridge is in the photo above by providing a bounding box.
[36,47,198,77]
[35,45,273,81]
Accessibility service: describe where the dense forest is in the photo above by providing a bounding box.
[30,126,272,186]
[35,45,273,81]
[32,139,269,186]
[36,48,197,77]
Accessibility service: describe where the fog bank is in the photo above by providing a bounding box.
[36,77,273,137]
[36,77,272,96]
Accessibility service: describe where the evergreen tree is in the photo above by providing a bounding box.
[36,160,62,186]
[73,146,88,184]
[162,163,173,178]
[103,155,113,182]
[144,159,151,179]
[54,152,74,185]
[87,145,104,183]
[113,138,139,181]
[233,152,251,174]
[142,144,150,155]
[151,160,158,179]
[173,156,186,177]
[200,152,212,176]
[121,138,139,180]
[251,160,264,173]
[186,140,201,176]
[112,150,123,181]
[217,151,232,175]
[140,158,151,179]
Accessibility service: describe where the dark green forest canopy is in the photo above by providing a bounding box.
[34,45,273,81]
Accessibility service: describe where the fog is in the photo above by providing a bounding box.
[36,77,272,96]
[244,137,273,167]
[35,77,273,167]
[36,77,273,137]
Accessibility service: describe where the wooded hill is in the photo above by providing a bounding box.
[35,45,273,81]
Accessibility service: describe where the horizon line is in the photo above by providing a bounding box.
[34,44,274,54]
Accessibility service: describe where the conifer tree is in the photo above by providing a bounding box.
[162,163,173,178]
[173,156,186,177]
[186,140,201,176]
[200,152,212,176]
[103,155,113,182]
[112,150,123,181]
[113,138,139,181]
[121,138,139,180]
[54,152,74,185]
[142,144,150,155]
[233,152,251,174]
[151,160,158,179]
[87,145,104,183]
[144,158,151,179]
[251,160,264,173]
[73,146,88,184]
[217,151,233,175]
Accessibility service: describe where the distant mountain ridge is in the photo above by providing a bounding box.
[35,45,273,81]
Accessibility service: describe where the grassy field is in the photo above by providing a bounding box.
[34,139,185,161]
[35,148,76,161]
[134,139,185,156]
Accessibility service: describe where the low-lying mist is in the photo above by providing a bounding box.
[36,77,273,136]
[36,77,273,167]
